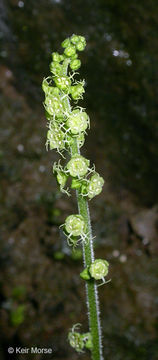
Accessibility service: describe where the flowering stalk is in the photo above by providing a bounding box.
[42,35,109,360]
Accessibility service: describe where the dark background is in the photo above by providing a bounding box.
[0,0,158,359]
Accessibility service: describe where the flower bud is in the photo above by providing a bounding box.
[80,268,91,280]
[61,38,70,48]
[67,155,89,177]
[71,53,78,60]
[64,45,76,57]
[87,173,104,199]
[50,61,62,76]
[70,59,81,71]
[71,34,80,45]
[52,52,63,62]
[76,37,86,51]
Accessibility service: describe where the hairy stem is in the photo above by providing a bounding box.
[62,58,103,360]
[71,139,103,360]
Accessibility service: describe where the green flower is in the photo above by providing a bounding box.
[68,330,84,353]
[70,35,86,51]
[47,126,65,150]
[71,34,80,45]
[44,95,64,117]
[87,173,104,199]
[66,110,89,135]
[70,83,85,100]
[65,214,86,237]
[67,155,89,177]
[89,259,109,280]
[76,37,86,51]
[54,75,71,92]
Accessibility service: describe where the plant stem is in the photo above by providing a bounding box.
[71,139,103,360]
[63,58,103,360]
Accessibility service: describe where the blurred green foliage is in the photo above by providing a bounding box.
[10,305,26,327]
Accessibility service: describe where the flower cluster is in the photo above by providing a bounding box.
[42,35,108,355]
[42,34,104,201]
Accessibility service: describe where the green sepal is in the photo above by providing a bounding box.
[84,333,93,350]
[56,171,68,188]
[80,268,91,280]
[80,183,88,195]
[71,178,82,190]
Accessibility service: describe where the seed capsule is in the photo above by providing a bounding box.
[67,155,89,177]
[66,110,89,135]
[89,259,109,280]
[65,214,86,237]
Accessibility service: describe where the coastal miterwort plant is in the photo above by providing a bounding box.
[42,34,110,360]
